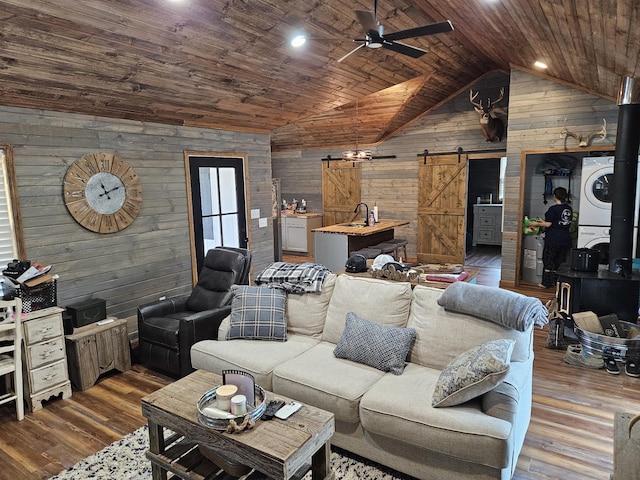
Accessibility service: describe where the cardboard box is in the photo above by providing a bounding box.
[572,311,604,334]
[599,313,623,338]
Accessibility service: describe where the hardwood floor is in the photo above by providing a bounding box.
[465,244,503,289]
[0,366,172,480]
[0,255,636,480]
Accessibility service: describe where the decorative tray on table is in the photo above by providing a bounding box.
[197,384,267,430]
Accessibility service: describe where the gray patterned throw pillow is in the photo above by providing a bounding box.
[432,339,515,407]
[333,312,416,375]
[227,285,287,341]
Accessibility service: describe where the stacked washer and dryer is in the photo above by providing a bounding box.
[577,156,640,264]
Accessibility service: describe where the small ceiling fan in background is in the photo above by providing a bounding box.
[339,0,454,62]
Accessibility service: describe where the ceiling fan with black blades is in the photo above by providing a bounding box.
[338,0,454,63]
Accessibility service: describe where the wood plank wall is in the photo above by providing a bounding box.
[272,72,510,259]
[0,105,274,320]
[503,69,618,284]
[272,69,621,284]
[271,150,323,212]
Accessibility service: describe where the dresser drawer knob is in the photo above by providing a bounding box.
[37,326,53,335]
[40,349,56,359]
[43,371,58,381]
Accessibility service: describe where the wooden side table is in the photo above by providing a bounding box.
[65,318,131,391]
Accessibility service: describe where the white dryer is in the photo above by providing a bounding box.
[579,156,640,227]
[579,156,614,226]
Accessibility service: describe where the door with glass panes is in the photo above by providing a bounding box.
[186,154,248,279]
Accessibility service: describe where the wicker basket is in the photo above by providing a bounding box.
[575,320,640,361]
[197,384,266,430]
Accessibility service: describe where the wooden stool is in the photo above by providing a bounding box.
[386,239,408,261]
[371,242,398,259]
[349,247,382,259]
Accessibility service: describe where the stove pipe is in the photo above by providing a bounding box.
[609,76,640,274]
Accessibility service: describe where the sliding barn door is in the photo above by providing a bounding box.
[417,153,468,264]
[322,160,361,226]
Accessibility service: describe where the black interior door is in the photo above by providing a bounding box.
[188,156,248,274]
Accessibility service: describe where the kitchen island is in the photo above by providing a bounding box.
[312,219,409,272]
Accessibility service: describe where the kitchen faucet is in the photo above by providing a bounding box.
[354,202,369,226]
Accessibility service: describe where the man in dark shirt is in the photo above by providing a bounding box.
[530,187,573,288]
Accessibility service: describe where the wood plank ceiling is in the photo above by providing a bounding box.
[0,0,638,152]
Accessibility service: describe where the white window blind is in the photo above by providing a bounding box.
[0,148,18,266]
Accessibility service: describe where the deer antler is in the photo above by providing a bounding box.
[487,87,505,108]
[561,118,607,147]
[560,118,580,142]
[584,119,607,145]
[469,90,482,109]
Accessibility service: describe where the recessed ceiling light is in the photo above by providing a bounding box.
[291,35,307,48]
[534,61,548,69]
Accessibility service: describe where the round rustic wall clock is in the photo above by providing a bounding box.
[63,152,143,233]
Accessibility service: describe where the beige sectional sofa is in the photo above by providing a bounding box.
[191,274,539,480]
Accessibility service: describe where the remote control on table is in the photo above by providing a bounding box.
[262,400,286,420]
[275,401,302,420]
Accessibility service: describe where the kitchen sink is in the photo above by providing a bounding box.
[338,222,367,228]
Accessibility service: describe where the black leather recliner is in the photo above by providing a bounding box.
[137,246,251,378]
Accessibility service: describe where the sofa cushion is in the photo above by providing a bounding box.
[323,275,412,344]
[286,274,336,338]
[407,285,532,370]
[334,312,415,375]
[432,339,515,407]
[360,363,513,470]
[190,334,319,391]
[228,285,287,341]
[272,341,386,424]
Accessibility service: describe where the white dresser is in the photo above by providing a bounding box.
[22,307,72,411]
[472,204,503,246]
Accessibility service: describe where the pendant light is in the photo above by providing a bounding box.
[342,100,372,162]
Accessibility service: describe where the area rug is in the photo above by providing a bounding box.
[49,425,415,480]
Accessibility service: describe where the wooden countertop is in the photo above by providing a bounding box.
[281,212,323,218]
[312,219,409,236]
[338,267,479,289]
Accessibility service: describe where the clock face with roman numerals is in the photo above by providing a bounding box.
[63,152,143,233]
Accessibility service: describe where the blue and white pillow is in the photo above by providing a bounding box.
[333,312,416,375]
[227,285,287,341]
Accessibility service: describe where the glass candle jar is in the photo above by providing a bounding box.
[231,394,247,416]
[215,384,238,412]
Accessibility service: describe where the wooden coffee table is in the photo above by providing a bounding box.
[141,369,335,480]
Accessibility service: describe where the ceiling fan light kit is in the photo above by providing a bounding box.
[338,0,453,63]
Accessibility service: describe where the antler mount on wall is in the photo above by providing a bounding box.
[560,119,607,147]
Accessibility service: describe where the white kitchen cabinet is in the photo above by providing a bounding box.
[282,214,323,254]
[472,204,503,246]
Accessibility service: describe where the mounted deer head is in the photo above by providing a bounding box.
[470,87,505,143]
[561,119,607,147]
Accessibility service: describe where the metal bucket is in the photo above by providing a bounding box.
[575,320,640,360]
